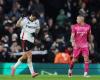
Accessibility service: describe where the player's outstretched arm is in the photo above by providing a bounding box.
[16,17,23,27]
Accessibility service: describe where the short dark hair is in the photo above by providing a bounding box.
[31,10,39,18]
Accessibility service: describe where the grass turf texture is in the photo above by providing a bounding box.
[0,75,100,80]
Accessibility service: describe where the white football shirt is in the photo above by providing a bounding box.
[20,17,40,43]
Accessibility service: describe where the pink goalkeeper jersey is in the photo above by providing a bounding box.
[71,23,91,48]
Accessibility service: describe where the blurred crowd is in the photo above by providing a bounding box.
[0,0,100,63]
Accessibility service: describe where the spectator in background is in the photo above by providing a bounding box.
[0,39,11,62]
[3,20,13,35]
[0,5,4,36]
[33,38,41,51]
[11,32,19,45]
[51,36,66,55]
[1,35,11,61]
[64,0,72,22]
[0,42,5,61]
[54,52,71,64]
[0,41,4,52]
[56,9,67,27]
[96,11,100,25]
[11,15,17,24]
[79,2,88,17]
[1,35,9,48]
[47,18,57,39]
[70,0,79,23]
[43,31,53,50]
[28,0,34,11]
[11,33,18,42]
[7,1,21,19]
[29,0,45,15]
[54,46,72,64]
[10,41,21,59]
[39,12,45,26]
[0,0,4,5]
[47,18,54,29]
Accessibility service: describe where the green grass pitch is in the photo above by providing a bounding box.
[0,75,100,80]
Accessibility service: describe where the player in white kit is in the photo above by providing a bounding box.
[11,11,40,77]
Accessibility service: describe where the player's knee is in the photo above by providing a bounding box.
[27,53,32,58]
[72,57,77,62]
[27,58,32,63]
[84,56,89,62]
[84,60,89,63]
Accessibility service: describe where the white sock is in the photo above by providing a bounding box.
[68,69,72,73]
[27,61,34,75]
[84,72,88,76]
[13,60,21,69]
